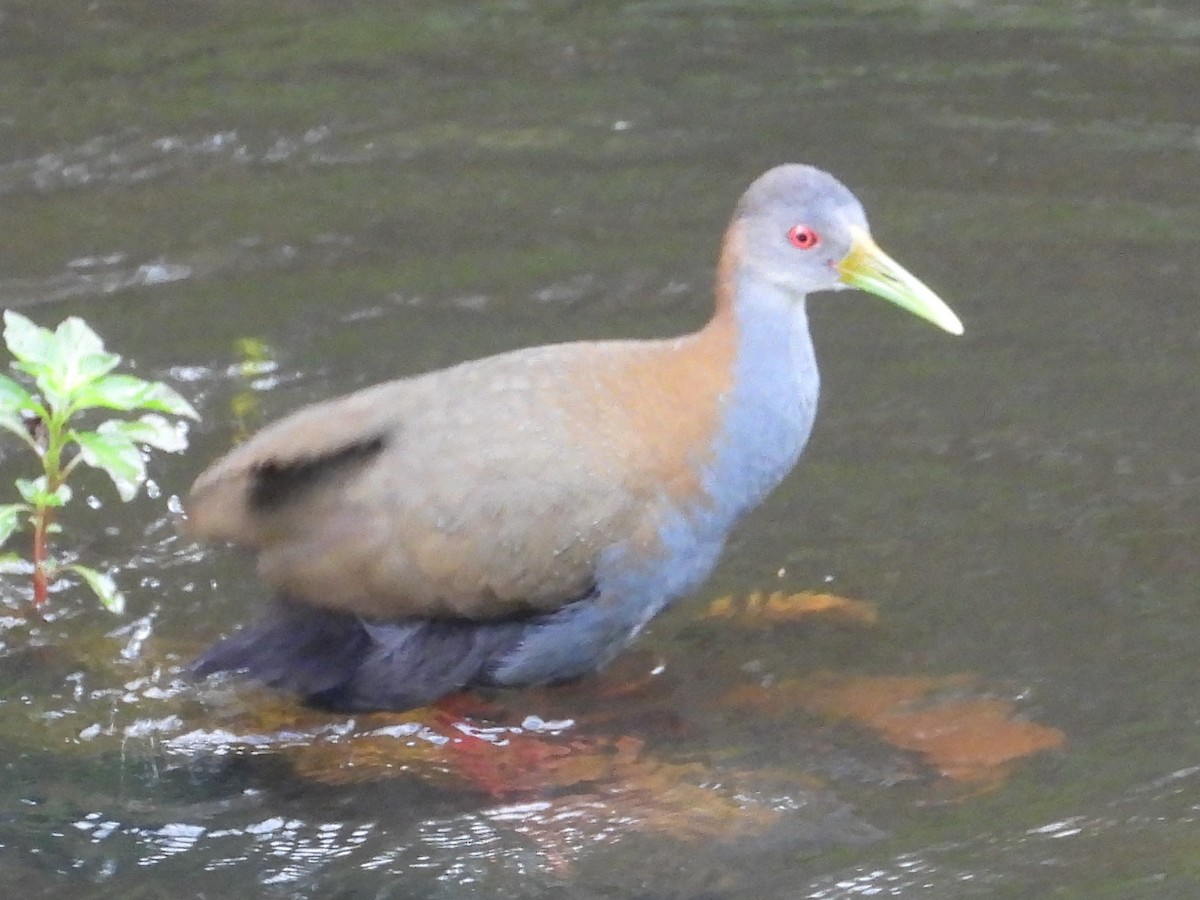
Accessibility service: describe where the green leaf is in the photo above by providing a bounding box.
[0,375,49,449]
[67,563,125,614]
[234,336,277,377]
[74,350,122,385]
[51,319,122,395]
[53,317,105,360]
[62,373,149,412]
[14,478,37,504]
[2,311,56,370]
[71,374,199,419]
[0,503,29,547]
[0,408,33,447]
[32,373,68,418]
[71,429,145,501]
[15,476,72,507]
[0,552,28,575]
[98,414,189,453]
[0,373,37,414]
[139,381,199,419]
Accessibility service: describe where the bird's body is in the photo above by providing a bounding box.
[189,164,961,711]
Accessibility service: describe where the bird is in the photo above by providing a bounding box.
[186,164,962,713]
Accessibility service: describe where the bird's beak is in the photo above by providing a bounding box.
[837,227,964,335]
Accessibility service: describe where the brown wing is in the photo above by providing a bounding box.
[186,343,669,621]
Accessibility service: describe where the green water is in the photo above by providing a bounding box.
[3,1,1200,896]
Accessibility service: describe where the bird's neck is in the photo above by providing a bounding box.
[583,252,821,623]
[697,258,820,520]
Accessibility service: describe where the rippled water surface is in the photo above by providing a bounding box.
[3,1,1200,896]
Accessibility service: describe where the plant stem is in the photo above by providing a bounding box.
[31,506,49,607]
[31,405,64,609]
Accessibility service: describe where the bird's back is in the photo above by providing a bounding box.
[187,321,738,622]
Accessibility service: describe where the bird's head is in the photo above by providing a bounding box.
[733,164,963,335]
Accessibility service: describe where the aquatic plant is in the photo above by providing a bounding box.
[0,311,197,612]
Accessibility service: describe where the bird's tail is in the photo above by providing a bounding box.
[192,599,527,712]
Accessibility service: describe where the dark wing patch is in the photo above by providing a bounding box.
[192,597,529,712]
[248,434,387,511]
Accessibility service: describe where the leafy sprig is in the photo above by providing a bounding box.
[0,311,198,612]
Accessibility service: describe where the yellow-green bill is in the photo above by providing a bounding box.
[837,227,964,335]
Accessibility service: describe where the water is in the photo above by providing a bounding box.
[3,1,1200,896]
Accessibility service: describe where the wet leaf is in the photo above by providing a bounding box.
[72,374,199,419]
[0,376,47,449]
[71,428,145,501]
[0,373,37,414]
[4,314,131,415]
[67,564,125,614]
[0,407,32,445]
[233,336,277,377]
[52,317,106,364]
[15,476,72,507]
[51,318,121,394]
[0,503,28,547]
[2,311,56,369]
[98,414,189,453]
[69,373,151,411]
[704,590,878,627]
[74,350,123,385]
[229,391,261,443]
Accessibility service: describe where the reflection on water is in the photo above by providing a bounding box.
[0,606,885,886]
[3,0,1200,896]
[0,588,1073,895]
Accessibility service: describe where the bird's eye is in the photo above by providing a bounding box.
[786,225,820,250]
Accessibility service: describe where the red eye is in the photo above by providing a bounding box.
[787,225,820,250]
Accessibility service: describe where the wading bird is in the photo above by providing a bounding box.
[188,164,963,712]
